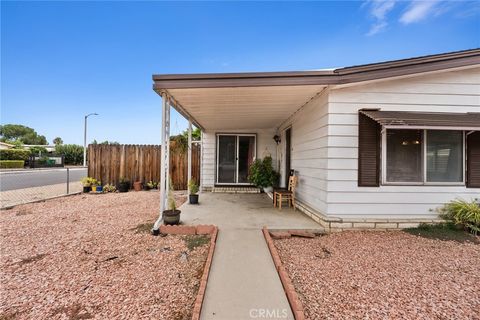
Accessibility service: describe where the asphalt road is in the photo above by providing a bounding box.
[0,168,87,191]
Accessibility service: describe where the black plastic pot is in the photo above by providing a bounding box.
[83,186,91,193]
[163,210,181,225]
[118,182,130,193]
[189,194,199,204]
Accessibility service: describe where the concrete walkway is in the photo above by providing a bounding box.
[180,193,321,320]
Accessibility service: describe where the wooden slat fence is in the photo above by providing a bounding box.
[88,142,200,190]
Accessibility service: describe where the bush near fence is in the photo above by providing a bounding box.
[0,149,30,161]
[0,160,25,168]
[88,142,200,190]
[55,144,84,165]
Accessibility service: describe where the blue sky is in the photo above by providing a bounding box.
[2,1,479,145]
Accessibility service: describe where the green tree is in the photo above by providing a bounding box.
[53,137,63,145]
[0,124,48,145]
[182,128,201,141]
[29,146,48,156]
[91,140,119,145]
[55,144,84,165]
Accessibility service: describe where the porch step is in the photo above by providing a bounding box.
[212,186,261,194]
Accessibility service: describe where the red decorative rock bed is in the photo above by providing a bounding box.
[269,229,480,320]
[0,191,217,319]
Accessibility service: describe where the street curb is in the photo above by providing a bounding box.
[262,226,306,320]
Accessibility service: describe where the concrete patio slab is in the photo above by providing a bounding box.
[180,192,322,230]
[179,193,321,320]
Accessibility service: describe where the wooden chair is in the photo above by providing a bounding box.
[274,176,298,210]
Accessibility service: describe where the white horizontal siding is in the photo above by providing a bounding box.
[201,131,216,188]
[278,88,329,213]
[325,66,480,220]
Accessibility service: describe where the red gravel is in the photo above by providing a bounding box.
[274,231,480,320]
[0,191,210,319]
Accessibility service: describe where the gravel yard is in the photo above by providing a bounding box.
[274,231,480,320]
[0,190,211,319]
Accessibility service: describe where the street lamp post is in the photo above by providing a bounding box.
[83,113,98,167]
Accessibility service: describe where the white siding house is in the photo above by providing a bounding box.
[153,49,480,230]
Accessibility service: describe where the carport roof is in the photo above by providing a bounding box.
[152,48,480,130]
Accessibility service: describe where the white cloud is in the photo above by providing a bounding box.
[400,1,439,24]
[365,0,396,35]
[367,21,388,36]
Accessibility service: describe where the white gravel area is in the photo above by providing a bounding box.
[274,231,480,320]
[0,191,210,319]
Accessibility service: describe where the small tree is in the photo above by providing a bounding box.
[53,137,63,145]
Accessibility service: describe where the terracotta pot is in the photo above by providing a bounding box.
[133,181,142,191]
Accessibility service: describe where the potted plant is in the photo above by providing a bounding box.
[90,179,100,192]
[81,177,94,193]
[248,156,279,192]
[163,179,180,225]
[103,184,116,193]
[188,179,199,204]
[133,181,143,191]
[118,177,130,193]
[146,181,158,190]
[95,181,103,193]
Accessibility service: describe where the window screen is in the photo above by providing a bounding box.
[386,130,423,182]
[427,130,463,182]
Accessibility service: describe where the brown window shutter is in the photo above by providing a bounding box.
[466,131,480,188]
[358,112,381,187]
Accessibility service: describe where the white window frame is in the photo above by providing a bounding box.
[381,128,465,186]
[216,133,257,185]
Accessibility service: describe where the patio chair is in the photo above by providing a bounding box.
[274,175,298,210]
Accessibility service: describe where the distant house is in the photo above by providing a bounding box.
[23,145,56,153]
[152,49,480,229]
[0,142,14,150]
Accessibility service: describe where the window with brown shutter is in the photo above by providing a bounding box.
[466,131,480,188]
[358,111,381,187]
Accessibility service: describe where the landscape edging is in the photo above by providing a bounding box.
[262,226,306,320]
[159,225,218,320]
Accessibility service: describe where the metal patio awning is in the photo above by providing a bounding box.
[359,110,480,130]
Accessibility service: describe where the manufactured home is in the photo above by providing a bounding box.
[152,49,480,230]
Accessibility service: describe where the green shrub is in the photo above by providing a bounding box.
[188,179,199,194]
[438,198,480,235]
[55,144,84,165]
[146,181,158,189]
[248,156,279,188]
[103,184,117,193]
[0,149,30,161]
[28,146,48,156]
[0,160,25,168]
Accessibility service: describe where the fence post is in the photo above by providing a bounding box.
[66,168,70,194]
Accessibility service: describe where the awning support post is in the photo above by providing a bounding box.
[153,92,170,232]
[187,118,192,195]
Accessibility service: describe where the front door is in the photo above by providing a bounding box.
[285,127,292,186]
[217,134,256,184]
